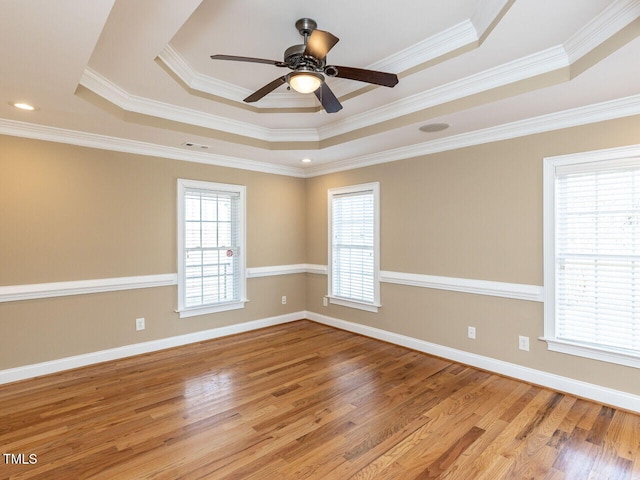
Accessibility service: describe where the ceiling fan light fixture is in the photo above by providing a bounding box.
[288,71,323,94]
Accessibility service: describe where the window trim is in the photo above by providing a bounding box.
[177,179,247,318]
[327,182,381,313]
[543,146,640,368]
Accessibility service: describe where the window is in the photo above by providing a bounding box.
[544,150,640,368]
[177,179,246,318]
[328,182,380,312]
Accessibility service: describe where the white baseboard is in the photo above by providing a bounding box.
[305,311,640,414]
[4,310,638,414]
[0,311,304,385]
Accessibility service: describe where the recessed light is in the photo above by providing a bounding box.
[419,123,449,133]
[12,102,37,111]
[301,158,312,163]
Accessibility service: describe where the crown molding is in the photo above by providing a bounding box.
[83,44,571,146]
[363,20,478,74]
[159,2,515,104]
[87,47,568,147]
[316,45,569,140]
[157,45,316,109]
[563,0,640,63]
[80,68,319,143]
[3,93,640,179]
[305,93,640,177]
[328,20,480,98]
[470,0,513,38]
[159,19,480,107]
[79,1,637,148]
[157,0,636,113]
[0,118,306,177]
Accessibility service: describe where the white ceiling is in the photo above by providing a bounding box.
[1,0,640,177]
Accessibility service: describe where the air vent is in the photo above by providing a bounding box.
[182,142,210,150]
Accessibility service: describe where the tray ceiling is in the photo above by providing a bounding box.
[1,0,640,176]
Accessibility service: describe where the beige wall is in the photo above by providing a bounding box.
[0,135,306,368]
[2,115,640,396]
[305,115,640,396]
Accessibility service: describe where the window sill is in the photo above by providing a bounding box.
[328,296,380,313]
[177,300,247,319]
[542,337,640,369]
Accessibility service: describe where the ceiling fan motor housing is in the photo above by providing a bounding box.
[284,44,325,71]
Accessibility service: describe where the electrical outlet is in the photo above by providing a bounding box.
[323,297,328,307]
[281,295,287,305]
[519,335,530,351]
[467,326,476,339]
[135,317,145,331]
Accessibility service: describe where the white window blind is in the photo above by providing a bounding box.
[328,183,380,312]
[554,161,640,356]
[177,180,246,317]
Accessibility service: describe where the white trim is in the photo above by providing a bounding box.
[563,0,640,64]
[0,274,177,303]
[177,179,247,315]
[543,157,557,345]
[327,183,381,311]
[159,20,480,106]
[157,45,317,110]
[0,118,305,178]
[542,143,640,166]
[305,264,329,275]
[361,20,478,74]
[3,91,640,180]
[380,270,544,302]
[3,310,637,412]
[246,264,310,278]
[83,4,632,148]
[177,300,248,319]
[543,337,640,369]
[305,265,543,302]
[543,146,640,369]
[317,45,570,140]
[0,265,548,304]
[0,312,303,385]
[159,0,638,120]
[306,312,640,413]
[470,0,512,37]
[80,68,319,144]
[328,296,380,313]
[304,94,640,177]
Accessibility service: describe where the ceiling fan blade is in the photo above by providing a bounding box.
[314,82,342,113]
[211,54,287,67]
[329,65,399,87]
[244,76,287,103]
[303,30,339,59]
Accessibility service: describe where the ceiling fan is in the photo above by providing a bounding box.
[210,18,399,113]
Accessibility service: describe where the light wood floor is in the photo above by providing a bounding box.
[1,320,639,479]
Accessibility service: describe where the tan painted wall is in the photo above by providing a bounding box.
[305,115,640,396]
[0,135,306,368]
[2,115,640,395]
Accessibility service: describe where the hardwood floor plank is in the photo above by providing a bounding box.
[587,406,616,446]
[1,320,638,479]
[414,425,485,479]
